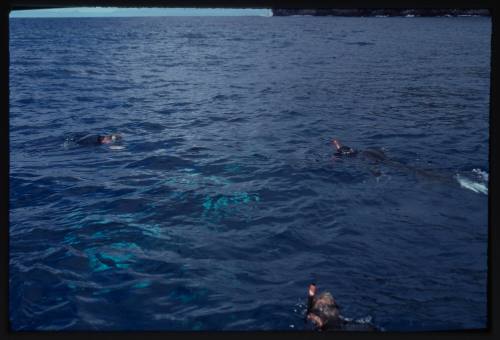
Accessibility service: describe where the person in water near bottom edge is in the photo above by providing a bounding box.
[306,283,379,331]
[75,133,122,146]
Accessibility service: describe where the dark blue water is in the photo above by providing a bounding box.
[9,16,490,331]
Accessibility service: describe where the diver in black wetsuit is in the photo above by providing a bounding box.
[306,283,379,332]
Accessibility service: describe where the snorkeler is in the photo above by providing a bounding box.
[330,138,459,183]
[332,139,357,156]
[75,133,122,146]
[306,283,378,332]
[332,139,387,161]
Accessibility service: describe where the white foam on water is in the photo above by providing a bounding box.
[109,145,125,150]
[472,168,489,181]
[62,140,71,149]
[355,315,373,324]
[455,174,488,194]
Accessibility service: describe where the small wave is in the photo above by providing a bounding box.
[345,41,375,46]
[138,122,165,133]
[15,97,36,105]
[365,132,429,139]
[180,33,207,39]
[212,94,242,101]
[125,155,194,170]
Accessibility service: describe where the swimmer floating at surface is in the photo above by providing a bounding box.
[306,283,379,332]
[74,133,122,146]
[332,139,357,156]
[331,138,450,180]
[332,139,387,162]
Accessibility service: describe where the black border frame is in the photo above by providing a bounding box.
[2,1,498,339]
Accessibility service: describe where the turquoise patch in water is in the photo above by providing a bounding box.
[100,251,133,263]
[231,192,249,204]
[146,226,162,237]
[166,288,198,303]
[133,280,151,289]
[169,191,186,200]
[86,247,134,272]
[116,263,130,269]
[62,234,80,245]
[231,192,260,205]
[93,288,111,296]
[90,231,105,239]
[111,242,140,250]
[202,197,212,210]
[207,175,231,186]
[92,260,111,272]
[180,294,193,303]
[136,223,162,237]
[192,321,204,330]
[117,213,143,224]
[224,163,241,173]
[214,196,229,209]
[203,192,260,211]
[201,191,260,224]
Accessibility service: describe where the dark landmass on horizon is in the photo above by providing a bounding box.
[271,8,491,17]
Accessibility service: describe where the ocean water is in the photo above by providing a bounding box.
[9,16,490,331]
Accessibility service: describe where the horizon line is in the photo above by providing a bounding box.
[10,7,273,18]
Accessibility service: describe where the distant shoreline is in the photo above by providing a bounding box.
[271,9,491,17]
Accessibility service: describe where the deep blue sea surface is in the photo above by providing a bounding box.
[9,16,490,331]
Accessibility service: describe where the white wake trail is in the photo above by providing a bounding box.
[455,173,488,194]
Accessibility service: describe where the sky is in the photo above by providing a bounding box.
[10,7,272,18]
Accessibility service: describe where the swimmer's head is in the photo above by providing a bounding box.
[98,133,122,144]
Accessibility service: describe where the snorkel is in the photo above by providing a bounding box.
[111,133,122,142]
